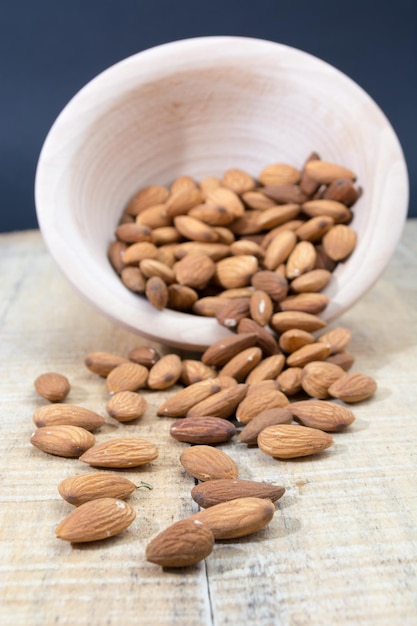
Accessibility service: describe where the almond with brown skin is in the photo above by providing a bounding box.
[219,346,263,382]
[189,497,275,539]
[175,241,230,261]
[278,329,315,353]
[322,178,361,206]
[79,437,158,468]
[222,168,256,194]
[56,497,136,542]
[170,416,236,445]
[139,258,176,284]
[301,199,352,223]
[236,387,289,424]
[325,351,355,371]
[290,269,332,293]
[189,202,236,226]
[121,266,146,293]
[206,187,245,218]
[180,360,217,385]
[249,290,274,326]
[241,190,276,211]
[34,372,70,402]
[258,424,333,459]
[165,187,204,218]
[145,275,169,310]
[260,184,308,204]
[84,352,129,377]
[173,253,216,288]
[245,354,286,384]
[215,255,259,289]
[230,239,265,259]
[328,372,377,403]
[191,479,285,508]
[295,215,334,242]
[146,518,214,568]
[170,174,197,194]
[115,222,152,244]
[128,346,160,368]
[286,241,317,279]
[167,283,199,311]
[317,327,352,354]
[126,185,169,216]
[237,318,281,356]
[276,367,303,396]
[301,361,346,398]
[237,407,293,445]
[136,203,171,229]
[186,384,248,420]
[304,160,356,184]
[180,445,238,482]
[30,425,95,458]
[263,229,297,270]
[286,342,331,368]
[157,378,222,417]
[251,270,288,302]
[108,240,127,274]
[279,293,330,315]
[258,163,300,186]
[58,473,137,506]
[105,362,149,395]
[322,224,357,261]
[216,297,251,329]
[289,400,355,432]
[255,204,300,231]
[151,225,182,246]
[270,311,327,333]
[174,215,219,243]
[32,404,105,431]
[201,332,258,367]
[147,353,182,390]
[121,241,158,265]
[106,391,147,422]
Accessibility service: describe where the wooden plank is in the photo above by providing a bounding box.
[0,224,416,625]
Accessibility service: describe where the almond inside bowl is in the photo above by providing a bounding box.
[35,36,409,351]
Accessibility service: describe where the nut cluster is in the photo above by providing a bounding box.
[108,154,361,329]
[29,154,378,567]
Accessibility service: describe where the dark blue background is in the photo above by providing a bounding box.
[1,0,416,232]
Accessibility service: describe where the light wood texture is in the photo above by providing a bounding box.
[35,37,409,350]
[1,223,416,626]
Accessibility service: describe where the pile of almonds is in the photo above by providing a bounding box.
[108,153,360,329]
[29,155,378,567]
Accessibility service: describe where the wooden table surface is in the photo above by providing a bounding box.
[1,222,416,626]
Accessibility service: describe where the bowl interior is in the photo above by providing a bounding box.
[35,36,408,351]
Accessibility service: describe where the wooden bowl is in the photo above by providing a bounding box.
[35,36,409,351]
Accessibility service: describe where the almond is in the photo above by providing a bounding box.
[173,215,219,243]
[258,163,300,186]
[249,290,274,326]
[170,416,236,445]
[258,424,333,459]
[286,342,331,368]
[286,241,317,279]
[237,407,293,445]
[322,224,357,261]
[279,293,330,315]
[230,239,265,259]
[189,497,275,539]
[151,226,183,246]
[237,318,281,356]
[108,240,127,274]
[58,472,137,506]
[179,445,239,481]
[136,203,171,229]
[270,311,327,333]
[301,199,351,223]
[188,202,236,226]
[121,241,158,265]
[326,351,355,371]
[276,367,303,396]
[34,372,70,402]
[290,400,355,432]
[146,518,214,568]
[245,354,286,384]
[145,275,169,310]
[201,332,258,367]
[174,253,216,288]
[251,270,288,302]
[206,187,245,218]
[221,168,256,194]
[79,437,158,468]
[295,215,334,242]
[126,185,169,216]
[175,241,230,261]
[215,255,258,289]
[180,360,217,385]
[322,178,361,206]
[106,391,147,422]
[301,360,346,399]
[186,384,248,420]
[216,297,251,329]
[328,372,377,403]
[261,184,308,204]
[241,190,276,210]
[219,346,263,382]
[139,258,176,284]
[317,327,352,354]
[164,187,204,218]
[167,283,199,311]
[84,352,129,377]
[236,387,289,424]
[290,269,332,293]
[278,329,315,353]
[263,229,297,270]
[191,479,285,508]
[128,346,160,368]
[121,267,146,293]
[105,362,149,395]
[157,378,222,417]
[32,404,105,431]
[147,353,182,390]
[255,204,300,230]
[170,175,197,194]
[304,160,356,184]
[55,497,136,542]
[30,425,95,458]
